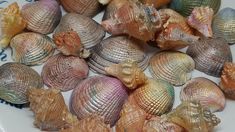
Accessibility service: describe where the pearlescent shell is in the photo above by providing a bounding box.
[88,36,149,74]
[69,76,128,126]
[55,13,105,49]
[180,77,225,112]
[212,8,235,44]
[42,54,89,92]
[149,51,195,86]
[10,32,55,66]
[186,37,232,77]
[0,62,43,104]
[21,0,61,34]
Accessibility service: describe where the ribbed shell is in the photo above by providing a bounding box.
[180,77,225,112]
[21,0,61,34]
[55,13,105,49]
[212,8,235,44]
[69,76,128,126]
[10,32,55,66]
[42,54,89,92]
[0,62,43,104]
[149,51,195,86]
[186,37,232,77]
[88,36,149,74]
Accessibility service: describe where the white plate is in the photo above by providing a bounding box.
[0,0,235,132]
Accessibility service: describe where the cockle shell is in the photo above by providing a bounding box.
[0,62,43,105]
[10,32,55,66]
[28,88,78,131]
[21,0,61,34]
[0,2,26,49]
[186,37,232,77]
[69,76,128,126]
[180,77,225,112]
[42,54,89,92]
[88,36,149,74]
[149,51,195,86]
[55,13,105,49]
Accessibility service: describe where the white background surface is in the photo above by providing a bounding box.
[0,0,235,132]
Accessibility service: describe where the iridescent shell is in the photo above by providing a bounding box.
[88,36,149,74]
[55,13,105,49]
[149,51,195,86]
[21,0,61,34]
[0,2,26,49]
[212,8,235,44]
[28,88,78,131]
[186,37,232,77]
[42,54,89,92]
[0,62,43,105]
[10,32,55,66]
[69,76,128,126]
[180,77,225,112]
[170,0,221,16]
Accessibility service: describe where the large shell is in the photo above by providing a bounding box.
[212,8,235,44]
[88,36,149,74]
[69,76,128,126]
[149,51,195,86]
[42,54,89,92]
[0,62,43,105]
[10,32,55,66]
[55,13,105,49]
[21,0,61,34]
[186,37,232,77]
[0,2,26,49]
[180,77,225,112]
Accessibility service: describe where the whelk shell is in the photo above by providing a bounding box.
[149,51,195,86]
[21,0,61,34]
[0,62,43,105]
[180,77,225,112]
[10,32,55,66]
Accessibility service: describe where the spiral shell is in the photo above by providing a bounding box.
[55,13,105,49]
[180,77,225,112]
[21,0,61,34]
[0,62,43,105]
[10,32,55,66]
[186,37,232,77]
[149,51,195,86]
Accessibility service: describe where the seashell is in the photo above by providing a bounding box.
[60,0,100,17]
[69,76,128,126]
[187,7,214,37]
[186,37,232,77]
[220,62,235,99]
[88,36,149,74]
[10,32,55,66]
[103,0,127,20]
[141,0,171,8]
[21,0,61,34]
[55,13,105,49]
[98,0,112,5]
[149,51,195,86]
[0,2,26,49]
[42,53,89,92]
[28,88,78,131]
[212,8,235,44]
[170,0,221,16]
[166,101,220,132]
[0,62,43,105]
[180,77,225,112]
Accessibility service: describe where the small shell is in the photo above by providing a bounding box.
[55,13,105,49]
[0,62,43,105]
[180,77,225,112]
[149,51,195,86]
[10,32,55,66]
[42,54,89,92]
[186,37,232,77]
[21,0,61,34]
